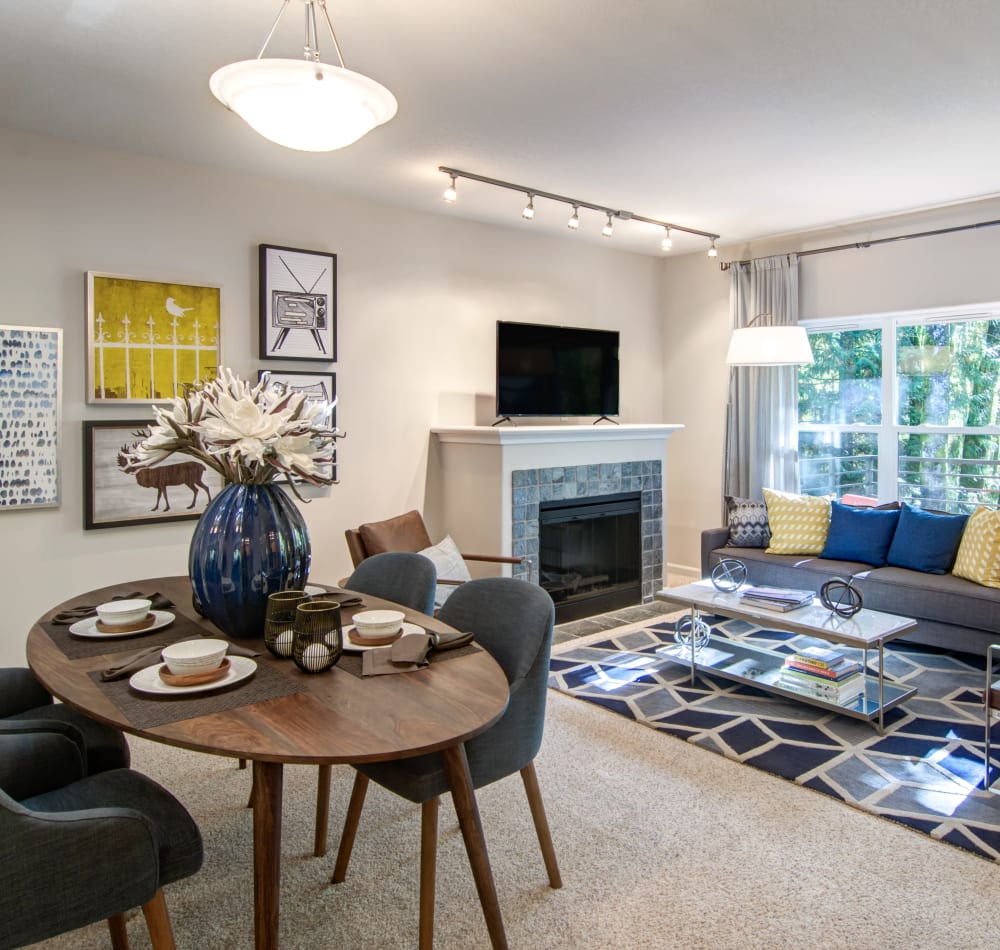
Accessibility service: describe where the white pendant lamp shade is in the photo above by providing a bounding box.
[210,58,397,152]
[726,325,814,366]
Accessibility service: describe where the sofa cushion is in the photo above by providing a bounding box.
[763,488,831,555]
[885,503,968,574]
[725,496,770,548]
[953,506,1000,588]
[820,500,900,567]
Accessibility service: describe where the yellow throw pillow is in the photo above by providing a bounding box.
[953,506,1000,588]
[763,488,831,555]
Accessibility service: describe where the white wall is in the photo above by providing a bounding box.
[0,127,666,668]
[662,197,1000,574]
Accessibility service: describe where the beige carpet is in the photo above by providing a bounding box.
[29,673,1000,949]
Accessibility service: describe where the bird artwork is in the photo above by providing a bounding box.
[165,297,194,317]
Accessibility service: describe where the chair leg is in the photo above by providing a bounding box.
[520,762,562,888]
[314,764,332,857]
[246,762,256,809]
[332,771,370,883]
[419,797,439,950]
[141,888,177,950]
[107,913,129,950]
[238,757,247,770]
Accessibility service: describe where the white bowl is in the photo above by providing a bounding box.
[161,638,228,676]
[352,609,406,640]
[96,598,152,627]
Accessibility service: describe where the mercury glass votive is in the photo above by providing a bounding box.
[292,600,343,673]
[264,589,310,658]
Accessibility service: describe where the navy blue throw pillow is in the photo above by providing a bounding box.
[821,500,901,566]
[885,503,968,574]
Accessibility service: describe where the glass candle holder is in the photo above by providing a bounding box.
[293,600,343,673]
[264,590,310,658]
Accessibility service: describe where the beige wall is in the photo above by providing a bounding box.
[662,196,1000,575]
[0,127,668,667]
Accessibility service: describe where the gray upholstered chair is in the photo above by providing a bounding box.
[312,551,440,857]
[330,577,562,949]
[0,667,130,774]
[0,726,203,950]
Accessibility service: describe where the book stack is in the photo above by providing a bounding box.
[738,585,815,612]
[778,645,865,705]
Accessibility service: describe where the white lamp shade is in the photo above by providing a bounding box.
[725,325,814,366]
[210,58,397,152]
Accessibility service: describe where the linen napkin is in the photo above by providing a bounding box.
[361,633,432,676]
[101,638,260,681]
[51,591,175,625]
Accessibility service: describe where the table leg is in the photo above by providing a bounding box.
[877,641,885,735]
[252,760,284,950]
[441,744,508,950]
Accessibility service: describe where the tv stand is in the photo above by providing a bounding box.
[491,416,516,427]
[593,416,619,425]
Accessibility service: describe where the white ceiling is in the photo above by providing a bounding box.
[4,0,1000,257]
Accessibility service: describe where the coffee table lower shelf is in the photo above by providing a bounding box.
[656,634,917,728]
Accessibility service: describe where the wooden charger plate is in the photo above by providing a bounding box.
[96,613,156,634]
[347,628,403,647]
[158,657,231,688]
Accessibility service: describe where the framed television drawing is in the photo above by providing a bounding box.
[84,420,225,529]
[0,325,62,511]
[259,244,337,362]
[86,272,221,404]
[259,370,337,482]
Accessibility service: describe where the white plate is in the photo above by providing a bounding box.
[69,610,176,639]
[343,621,425,652]
[129,655,258,695]
[304,585,328,597]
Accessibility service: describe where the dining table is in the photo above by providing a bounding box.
[25,576,512,950]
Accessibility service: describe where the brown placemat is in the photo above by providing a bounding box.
[39,614,228,660]
[336,642,481,677]
[89,659,307,730]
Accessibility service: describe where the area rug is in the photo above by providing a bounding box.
[549,611,1000,862]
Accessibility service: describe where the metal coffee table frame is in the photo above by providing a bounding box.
[656,581,919,735]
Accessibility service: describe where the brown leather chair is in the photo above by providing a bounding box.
[345,510,524,583]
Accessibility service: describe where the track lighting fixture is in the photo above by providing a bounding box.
[437,167,720,254]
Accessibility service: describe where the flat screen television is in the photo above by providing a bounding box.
[495,321,620,419]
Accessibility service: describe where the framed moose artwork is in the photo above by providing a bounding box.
[83,420,224,529]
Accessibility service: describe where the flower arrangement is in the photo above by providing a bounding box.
[118,368,342,495]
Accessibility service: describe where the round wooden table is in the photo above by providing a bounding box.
[26,576,511,950]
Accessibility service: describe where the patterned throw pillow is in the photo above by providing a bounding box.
[762,487,831,555]
[953,507,1000,588]
[725,496,770,548]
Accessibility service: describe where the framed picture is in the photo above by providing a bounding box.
[0,325,62,511]
[259,244,337,362]
[83,420,225,529]
[86,272,221,404]
[258,370,338,482]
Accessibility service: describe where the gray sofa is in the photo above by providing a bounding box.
[702,526,1000,657]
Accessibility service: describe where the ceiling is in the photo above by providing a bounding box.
[4,0,1000,257]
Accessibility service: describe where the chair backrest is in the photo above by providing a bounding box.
[345,551,438,615]
[345,510,434,567]
[437,577,555,787]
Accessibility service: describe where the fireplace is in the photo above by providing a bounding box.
[538,491,642,622]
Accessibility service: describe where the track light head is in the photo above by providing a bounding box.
[708,238,718,258]
[522,194,535,220]
[443,174,457,203]
[567,205,580,230]
[602,212,614,238]
[661,227,673,252]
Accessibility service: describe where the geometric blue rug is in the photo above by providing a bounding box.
[549,612,1000,862]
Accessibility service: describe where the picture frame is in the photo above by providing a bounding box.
[83,420,225,530]
[259,244,337,362]
[0,325,62,511]
[86,272,221,405]
[258,370,338,483]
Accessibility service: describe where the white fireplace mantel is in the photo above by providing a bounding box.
[429,424,684,597]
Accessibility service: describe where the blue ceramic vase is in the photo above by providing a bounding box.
[189,482,310,639]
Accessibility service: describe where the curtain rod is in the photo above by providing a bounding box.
[719,217,1000,270]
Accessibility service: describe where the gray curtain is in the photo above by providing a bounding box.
[724,253,801,502]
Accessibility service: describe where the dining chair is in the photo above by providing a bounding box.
[985,643,1000,787]
[0,725,203,950]
[0,667,130,774]
[311,551,441,857]
[329,576,562,949]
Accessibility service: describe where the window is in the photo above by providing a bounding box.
[797,304,1000,513]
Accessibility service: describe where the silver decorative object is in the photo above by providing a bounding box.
[820,577,863,618]
[711,558,748,592]
[674,614,712,653]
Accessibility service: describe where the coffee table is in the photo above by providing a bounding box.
[656,580,919,734]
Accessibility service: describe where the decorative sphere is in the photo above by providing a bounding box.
[820,577,863,618]
[300,642,333,672]
[274,630,294,657]
[711,558,748,592]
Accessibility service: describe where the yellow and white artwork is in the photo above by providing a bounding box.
[86,272,221,403]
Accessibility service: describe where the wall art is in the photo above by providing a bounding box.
[86,272,221,404]
[83,419,225,529]
[0,325,61,511]
[259,244,337,362]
